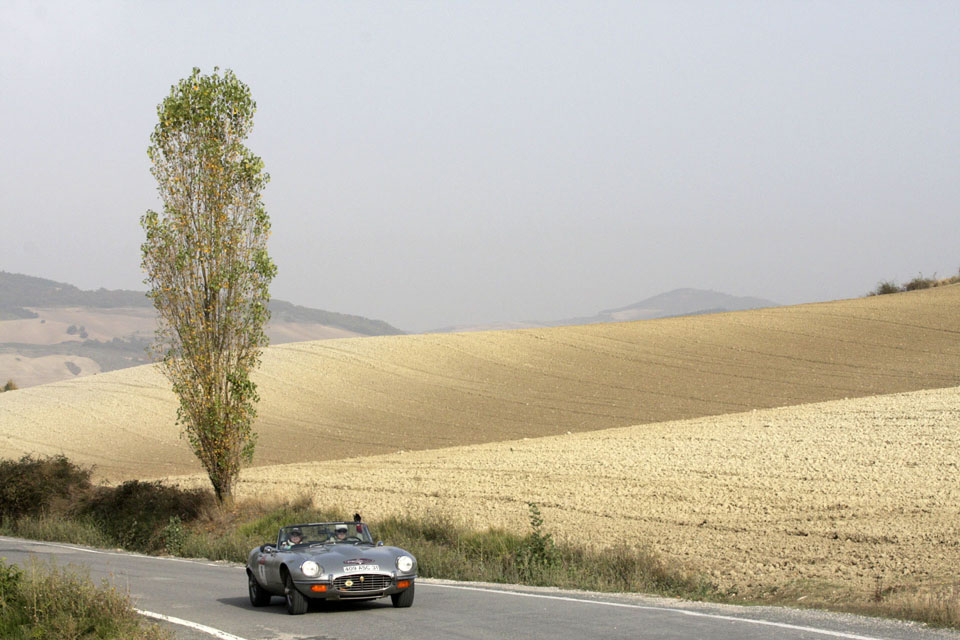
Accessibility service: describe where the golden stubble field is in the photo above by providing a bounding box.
[1,286,960,480]
[169,385,960,599]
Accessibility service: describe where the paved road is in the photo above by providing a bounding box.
[1,537,958,640]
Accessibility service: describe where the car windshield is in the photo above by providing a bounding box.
[277,522,374,547]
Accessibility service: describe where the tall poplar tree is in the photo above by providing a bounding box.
[141,68,276,505]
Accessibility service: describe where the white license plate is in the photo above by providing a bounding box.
[343,564,380,573]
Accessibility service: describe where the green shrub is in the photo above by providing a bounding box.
[0,558,171,640]
[904,276,936,291]
[1,379,16,392]
[0,455,92,523]
[79,481,212,552]
[515,502,560,583]
[870,281,901,296]
[0,560,25,611]
[868,269,960,297]
[161,516,186,555]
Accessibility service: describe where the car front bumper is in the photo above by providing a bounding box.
[293,573,417,600]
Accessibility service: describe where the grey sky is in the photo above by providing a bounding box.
[1,1,958,331]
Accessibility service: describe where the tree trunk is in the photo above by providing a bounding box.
[211,473,234,507]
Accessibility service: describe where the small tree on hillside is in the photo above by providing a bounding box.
[141,68,276,505]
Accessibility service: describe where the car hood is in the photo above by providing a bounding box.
[302,544,407,565]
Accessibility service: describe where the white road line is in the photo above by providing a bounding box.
[423,583,886,640]
[0,536,235,568]
[137,609,248,640]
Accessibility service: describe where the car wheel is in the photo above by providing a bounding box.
[284,572,309,615]
[248,572,272,607]
[391,582,415,608]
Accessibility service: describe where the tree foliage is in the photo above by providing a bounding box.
[141,68,276,505]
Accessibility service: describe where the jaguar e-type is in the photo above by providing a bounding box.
[246,516,417,615]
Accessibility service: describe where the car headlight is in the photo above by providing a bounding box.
[301,561,321,577]
[396,555,414,572]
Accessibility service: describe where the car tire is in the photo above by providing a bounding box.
[248,572,272,607]
[391,582,415,608]
[284,573,309,615]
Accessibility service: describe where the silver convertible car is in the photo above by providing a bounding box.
[246,517,417,615]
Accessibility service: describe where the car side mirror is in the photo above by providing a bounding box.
[260,544,276,553]
[377,540,384,547]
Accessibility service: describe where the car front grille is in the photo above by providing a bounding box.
[334,574,391,593]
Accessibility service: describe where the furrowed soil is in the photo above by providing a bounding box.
[1,286,960,480]
[170,385,960,601]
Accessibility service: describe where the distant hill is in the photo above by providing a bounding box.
[0,272,148,319]
[0,271,403,335]
[428,320,548,333]
[588,288,778,323]
[429,288,779,333]
[267,300,400,337]
[0,271,403,387]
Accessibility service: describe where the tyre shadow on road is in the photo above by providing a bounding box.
[216,597,394,616]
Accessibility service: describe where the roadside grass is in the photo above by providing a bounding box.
[2,513,112,548]
[2,455,958,629]
[735,578,960,630]
[0,557,171,640]
[365,504,711,597]
[882,587,960,628]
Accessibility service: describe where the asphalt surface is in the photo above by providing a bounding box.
[1,536,958,640]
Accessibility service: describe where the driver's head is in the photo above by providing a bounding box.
[290,528,302,542]
[335,525,347,539]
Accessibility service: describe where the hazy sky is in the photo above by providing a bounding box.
[1,1,958,331]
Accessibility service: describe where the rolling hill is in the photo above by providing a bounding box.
[0,271,403,387]
[591,288,778,322]
[1,285,958,481]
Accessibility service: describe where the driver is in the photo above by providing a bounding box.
[283,528,303,548]
[334,525,348,542]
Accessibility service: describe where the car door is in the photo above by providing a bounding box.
[257,546,283,592]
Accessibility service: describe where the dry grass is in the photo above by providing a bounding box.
[2,285,960,481]
[162,385,960,604]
